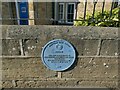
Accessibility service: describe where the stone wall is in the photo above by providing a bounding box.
[1,25,119,89]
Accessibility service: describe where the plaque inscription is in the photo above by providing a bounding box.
[41,39,76,71]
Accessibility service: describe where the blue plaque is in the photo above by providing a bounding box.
[41,39,76,71]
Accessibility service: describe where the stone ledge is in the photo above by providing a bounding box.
[1,25,119,39]
[2,80,118,88]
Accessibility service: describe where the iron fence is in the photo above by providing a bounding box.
[1,0,119,26]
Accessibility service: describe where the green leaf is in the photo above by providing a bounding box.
[74,7,119,27]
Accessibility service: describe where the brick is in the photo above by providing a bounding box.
[2,39,21,56]
[2,58,57,80]
[100,40,118,56]
[62,57,118,80]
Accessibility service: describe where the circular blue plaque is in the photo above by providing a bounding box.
[41,39,76,71]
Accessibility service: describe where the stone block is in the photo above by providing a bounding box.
[2,80,118,88]
[2,39,21,56]
[62,57,118,80]
[100,40,118,56]
[68,39,99,56]
[1,25,8,39]
[23,39,53,56]
[2,58,57,80]
[118,40,120,56]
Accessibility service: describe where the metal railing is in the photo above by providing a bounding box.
[1,1,119,26]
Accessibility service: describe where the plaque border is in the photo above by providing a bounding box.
[41,39,76,71]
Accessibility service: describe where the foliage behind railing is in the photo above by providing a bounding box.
[74,7,119,27]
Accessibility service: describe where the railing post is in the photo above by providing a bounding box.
[83,0,87,20]
[109,0,115,18]
[102,0,105,15]
[92,0,98,20]
[34,0,39,19]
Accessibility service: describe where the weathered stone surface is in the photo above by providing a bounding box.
[23,39,99,57]
[0,41,2,56]
[2,57,118,80]
[2,25,118,39]
[68,39,99,56]
[2,58,57,80]
[100,40,119,56]
[1,25,119,88]
[2,38,118,57]
[118,40,120,56]
[0,26,2,40]
[24,39,41,56]
[2,80,118,88]
[2,39,21,56]
[62,57,118,80]
[1,25,8,39]
[23,40,53,57]
[2,81,13,88]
